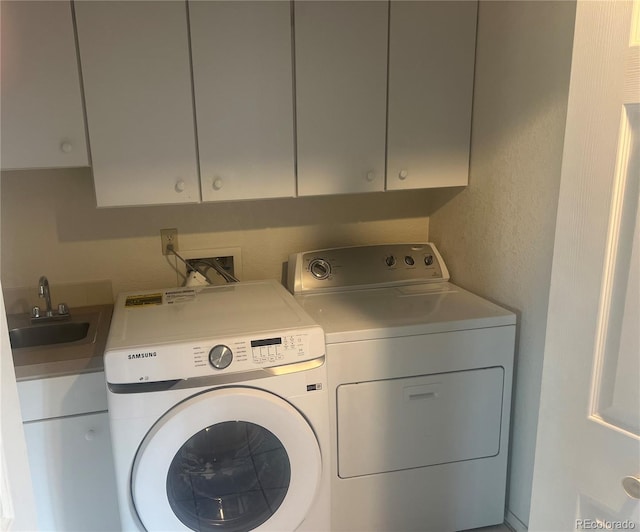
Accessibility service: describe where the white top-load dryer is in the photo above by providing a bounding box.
[104,280,330,532]
[288,243,516,532]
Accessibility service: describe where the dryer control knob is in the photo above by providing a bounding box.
[309,258,331,280]
[209,345,233,370]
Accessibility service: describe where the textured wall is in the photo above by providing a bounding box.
[428,1,576,526]
[1,167,430,297]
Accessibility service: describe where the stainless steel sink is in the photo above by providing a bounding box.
[9,321,91,349]
[8,304,113,377]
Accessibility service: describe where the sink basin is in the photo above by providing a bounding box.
[7,304,113,377]
[9,321,91,349]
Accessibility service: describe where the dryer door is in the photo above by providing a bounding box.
[131,387,322,531]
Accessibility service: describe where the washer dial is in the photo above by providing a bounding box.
[308,258,332,280]
[208,345,233,370]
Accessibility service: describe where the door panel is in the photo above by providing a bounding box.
[1,1,88,170]
[387,1,477,190]
[23,412,120,531]
[295,1,388,196]
[593,103,639,436]
[337,367,504,478]
[75,1,199,207]
[190,1,296,202]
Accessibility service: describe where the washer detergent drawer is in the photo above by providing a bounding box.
[337,366,504,478]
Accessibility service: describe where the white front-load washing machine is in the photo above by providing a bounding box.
[104,280,330,532]
[288,243,517,532]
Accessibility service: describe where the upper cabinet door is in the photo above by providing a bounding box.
[295,1,388,196]
[1,1,88,170]
[190,1,296,202]
[386,1,477,191]
[75,1,199,207]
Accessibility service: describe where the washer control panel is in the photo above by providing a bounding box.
[288,243,450,294]
[191,329,317,373]
[107,325,324,384]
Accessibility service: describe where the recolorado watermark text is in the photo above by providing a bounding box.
[576,520,637,530]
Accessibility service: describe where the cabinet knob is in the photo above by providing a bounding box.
[212,177,223,191]
[399,169,409,180]
[85,429,96,441]
[60,141,73,153]
[366,171,376,182]
[175,180,186,193]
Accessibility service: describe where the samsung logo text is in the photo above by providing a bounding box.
[127,352,157,360]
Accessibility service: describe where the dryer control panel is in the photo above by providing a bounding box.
[288,243,450,294]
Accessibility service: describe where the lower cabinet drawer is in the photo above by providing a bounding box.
[18,371,109,422]
[23,411,121,531]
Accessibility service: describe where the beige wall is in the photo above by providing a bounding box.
[429,1,576,526]
[1,167,430,298]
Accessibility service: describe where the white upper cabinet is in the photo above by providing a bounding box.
[190,1,296,202]
[294,1,388,196]
[75,1,199,207]
[0,1,88,170]
[386,1,477,191]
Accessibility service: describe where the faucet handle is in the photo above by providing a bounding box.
[58,303,69,316]
[32,306,40,318]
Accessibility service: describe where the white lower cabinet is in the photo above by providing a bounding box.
[18,372,120,531]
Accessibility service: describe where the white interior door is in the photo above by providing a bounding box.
[530,1,640,530]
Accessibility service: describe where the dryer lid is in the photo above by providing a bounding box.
[294,282,516,343]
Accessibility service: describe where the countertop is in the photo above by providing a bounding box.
[9,304,113,381]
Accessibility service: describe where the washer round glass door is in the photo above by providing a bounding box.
[132,387,322,531]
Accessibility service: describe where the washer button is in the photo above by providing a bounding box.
[404,256,415,266]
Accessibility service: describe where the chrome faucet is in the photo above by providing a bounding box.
[32,276,70,322]
[38,276,53,317]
